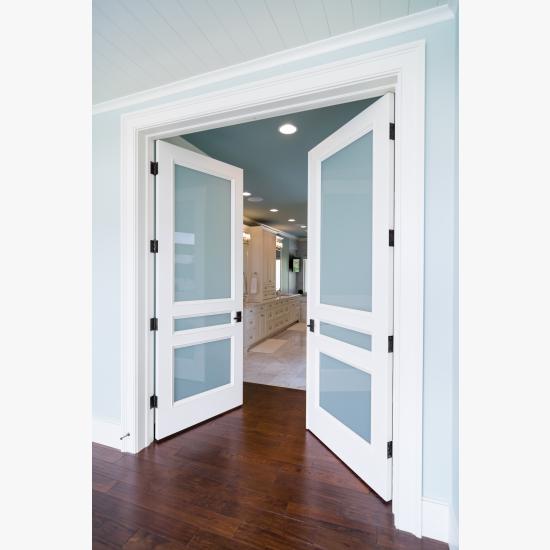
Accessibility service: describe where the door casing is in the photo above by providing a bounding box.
[119,41,426,537]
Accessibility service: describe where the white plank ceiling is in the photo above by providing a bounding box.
[93,0,448,105]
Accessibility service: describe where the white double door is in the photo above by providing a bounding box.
[154,93,394,501]
[306,93,395,501]
[154,141,244,440]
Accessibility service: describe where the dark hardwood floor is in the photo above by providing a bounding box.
[93,383,447,549]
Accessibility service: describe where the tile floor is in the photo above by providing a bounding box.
[244,322,306,390]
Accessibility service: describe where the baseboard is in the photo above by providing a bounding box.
[92,417,122,450]
[422,497,449,544]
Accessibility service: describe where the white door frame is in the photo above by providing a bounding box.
[119,40,425,537]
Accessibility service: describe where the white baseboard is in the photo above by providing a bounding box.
[92,417,122,450]
[422,497,449,543]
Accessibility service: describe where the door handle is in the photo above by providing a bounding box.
[234,311,242,323]
[307,319,315,332]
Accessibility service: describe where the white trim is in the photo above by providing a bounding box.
[422,498,450,543]
[92,418,122,450]
[93,6,451,115]
[160,136,206,155]
[119,41,425,537]
[448,506,459,550]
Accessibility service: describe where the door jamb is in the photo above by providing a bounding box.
[119,41,425,537]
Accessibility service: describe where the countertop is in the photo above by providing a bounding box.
[244,293,303,306]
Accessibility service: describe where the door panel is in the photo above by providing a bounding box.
[155,141,243,440]
[306,93,394,500]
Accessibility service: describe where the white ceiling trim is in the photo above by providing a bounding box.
[93,5,452,115]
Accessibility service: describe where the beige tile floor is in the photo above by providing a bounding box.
[244,322,306,390]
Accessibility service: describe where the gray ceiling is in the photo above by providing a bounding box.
[92,0,447,104]
[183,97,378,237]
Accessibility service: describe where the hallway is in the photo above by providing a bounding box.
[244,322,307,390]
[93,383,446,549]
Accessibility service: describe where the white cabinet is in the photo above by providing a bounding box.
[243,296,301,351]
[300,298,307,323]
[246,226,276,302]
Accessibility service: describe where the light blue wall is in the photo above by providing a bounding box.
[450,11,460,549]
[93,18,458,504]
[92,111,121,422]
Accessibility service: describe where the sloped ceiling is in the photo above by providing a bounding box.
[183,97,378,237]
[93,0,448,104]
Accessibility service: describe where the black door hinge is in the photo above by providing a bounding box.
[234,311,242,322]
[307,319,315,332]
[150,317,158,331]
[150,239,158,253]
[150,161,159,175]
[150,395,158,409]
[388,335,394,353]
[389,123,395,140]
[389,229,394,247]
[387,441,393,459]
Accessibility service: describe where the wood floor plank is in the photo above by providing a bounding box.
[122,528,188,549]
[92,383,448,549]
[93,491,198,544]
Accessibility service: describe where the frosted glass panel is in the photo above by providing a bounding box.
[320,132,373,311]
[320,322,371,350]
[319,353,371,443]
[174,339,231,402]
[174,165,231,302]
[174,313,231,332]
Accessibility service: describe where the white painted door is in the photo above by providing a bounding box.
[155,141,244,440]
[306,93,394,500]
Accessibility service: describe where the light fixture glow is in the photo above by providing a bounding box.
[269,208,278,212]
[278,123,297,135]
[300,225,307,229]
[243,191,251,197]
[288,218,295,222]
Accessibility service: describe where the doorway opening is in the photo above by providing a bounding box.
[176,98,379,393]
[153,93,395,504]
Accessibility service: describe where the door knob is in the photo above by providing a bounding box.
[307,319,315,332]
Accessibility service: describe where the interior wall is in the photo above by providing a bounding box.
[92,18,458,507]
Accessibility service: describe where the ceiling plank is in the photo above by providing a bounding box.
[94,0,196,83]
[93,5,176,83]
[177,0,243,66]
[409,0,438,14]
[207,0,267,59]
[121,0,218,73]
[92,32,151,92]
[236,0,286,53]
[93,61,129,104]
[294,0,331,42]
[351,0,381,28]
[322,0,354,35]
[380,0,409,22]
[265,0,307,49]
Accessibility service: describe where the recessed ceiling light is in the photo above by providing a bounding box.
[300,225,307,229]
[243,191,251,197]
[248,196,263,202]
[269,208,279,212]
[288,218,295,222]
[278,123,297,135]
